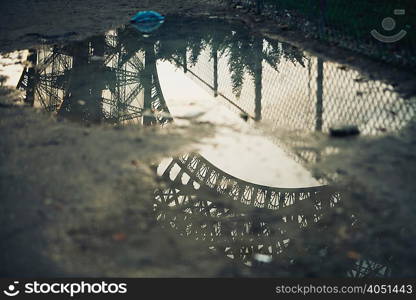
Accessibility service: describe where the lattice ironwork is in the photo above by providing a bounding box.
[14,19,400,277]
[348,259,391,278]
[154,153,341,267]
[17,32,172,125]
[154,154,390,276]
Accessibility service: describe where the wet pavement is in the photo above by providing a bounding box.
[1,17,416,277]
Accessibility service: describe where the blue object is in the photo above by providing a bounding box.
[130,11,165,33]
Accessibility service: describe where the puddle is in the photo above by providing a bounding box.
[1,17,416,277]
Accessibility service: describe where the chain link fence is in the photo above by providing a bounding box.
[185,37,416,167]
[229,0,415,69]
[14,18,415,276]
[186,41,416,137]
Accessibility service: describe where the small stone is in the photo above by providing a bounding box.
[239,113,249,121]
[278,24,289,30]
[329,125,360,137]
[112,232,127,241]
[131,160,139,166]
[346,251,362,260]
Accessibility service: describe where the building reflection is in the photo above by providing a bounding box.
[16,17,416,277]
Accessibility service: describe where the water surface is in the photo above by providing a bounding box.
[3,17,416,277]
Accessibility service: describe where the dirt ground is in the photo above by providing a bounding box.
[1,0,416,277]
[1,0,414,94]
[0,0,227,277]
[0,0,226,52]
[0,89,227,276]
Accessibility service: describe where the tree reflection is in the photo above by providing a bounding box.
[16,17,413,277]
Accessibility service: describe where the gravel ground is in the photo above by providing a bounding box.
[0,89,223,276]
[0,0,226,53]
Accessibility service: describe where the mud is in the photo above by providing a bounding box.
[1,0,416,278]
[0,86,220,276]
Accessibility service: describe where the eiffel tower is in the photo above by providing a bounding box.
[16,32,172,125]
[15,27,392,277]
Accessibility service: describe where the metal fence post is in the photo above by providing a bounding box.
[315,58,324,131]
[256,0,264,15]
[319,0,327,38]
[213,49,218,97]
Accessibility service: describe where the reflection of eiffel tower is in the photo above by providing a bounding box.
[154,154,391,277]
[154,154,333,268]
[160,153,338,210]
[16,33,172,125]
[15,25,393,277]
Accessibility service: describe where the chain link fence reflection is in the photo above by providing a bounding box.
[230,0,415,69]
[186,40,416,137]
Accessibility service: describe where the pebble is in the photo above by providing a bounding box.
[329,125,360,137]
[240,113,249,121]
[278,24,289,30]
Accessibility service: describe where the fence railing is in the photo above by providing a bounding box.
[230,0,416,70]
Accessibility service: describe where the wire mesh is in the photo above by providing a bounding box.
[230,0,416,69]
[183,35,416,168]
[14,19,410,277]
[185,38,416,137]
